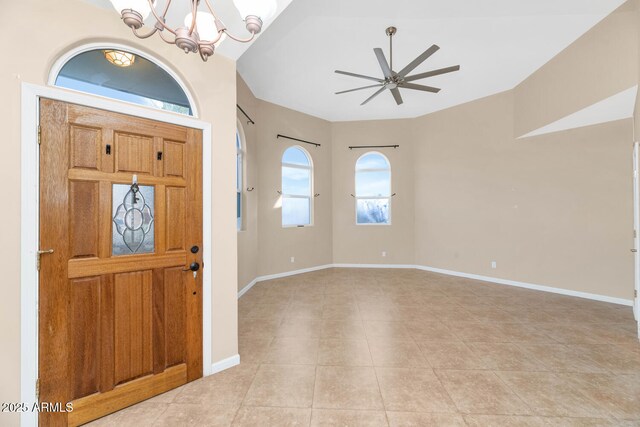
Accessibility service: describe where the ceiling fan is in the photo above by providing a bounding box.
[335,27,460,106]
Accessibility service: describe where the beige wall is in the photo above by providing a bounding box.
[237,77,260,289]
[0,1,239,424]
[256,101,334,277]
[514,0,639,137]
[413,91,634,299]
[331,120,415,265]
[637,2,640,141]
[237,0,638,302]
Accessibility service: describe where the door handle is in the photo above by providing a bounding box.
[632,249,638,253]
[183,262,200,279]
[183,262,200,272]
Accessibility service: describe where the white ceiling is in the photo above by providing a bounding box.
[84,0,294,59]
[237,0,627,122]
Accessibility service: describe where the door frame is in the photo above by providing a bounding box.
[634,142,640,326]
[20,83,214,426]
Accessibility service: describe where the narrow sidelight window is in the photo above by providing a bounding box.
[236,129,243,230]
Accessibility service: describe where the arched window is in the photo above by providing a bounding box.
[236,125,244,230]
[52,47,194,116]
[281,147,313,227]
[355,152,391,225]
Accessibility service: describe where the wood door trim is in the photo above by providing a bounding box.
[68,253,187,278]
[67,364,187,427]
[69,169,186,187]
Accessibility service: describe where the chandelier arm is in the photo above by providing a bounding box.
[223,29,256,43]
[132,27,159,39]
[147,0,176,35]
[161,0,172,17]
[158,30,177,44]
[188,0,197,35]
[198,29,225,45]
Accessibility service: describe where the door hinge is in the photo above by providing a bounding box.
[636,290,638,298]
[36,249,54,271]
[35,378,40,400]
[37,125,41,145]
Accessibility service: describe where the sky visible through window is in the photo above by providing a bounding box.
[282,147,312,226]
[56,76,191,115]
[356,153,391,224]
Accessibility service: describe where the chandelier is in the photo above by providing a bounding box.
[108,0,277,61]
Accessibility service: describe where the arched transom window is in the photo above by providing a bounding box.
[355,152,391,225]
[281,147,313,227]
[53,47,193,116]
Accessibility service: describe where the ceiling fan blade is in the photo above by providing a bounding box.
[335,70,384,83]
[390,88,403,105]
[398,45,440,78]
[401,83,441,93]
[361,86,388,105]
[335,84,384,95]
[405,65,460,82]
[374,48,393,79]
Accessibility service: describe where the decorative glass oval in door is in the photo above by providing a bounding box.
[112,183,155,255]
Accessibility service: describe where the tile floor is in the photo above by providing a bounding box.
[90,268,640,426]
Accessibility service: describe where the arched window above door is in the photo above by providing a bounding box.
[51,46,194,116]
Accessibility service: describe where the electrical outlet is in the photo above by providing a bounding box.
[290,257,295,263]
[491,261,497,269]
[382,251,387,257]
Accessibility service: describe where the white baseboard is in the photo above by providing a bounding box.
[415,265,634,307]
[237,264,334,297]
[332,263,416,269]
[257,264,335,281]
[238,263,633,307]
[210,354,240,375]
[238,278,259,299]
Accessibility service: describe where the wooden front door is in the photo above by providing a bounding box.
[38,99,203,426]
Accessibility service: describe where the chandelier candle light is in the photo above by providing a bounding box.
[108,0,277,61]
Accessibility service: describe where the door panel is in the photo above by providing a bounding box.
[166,186,187,251]
[164,141,185,178]
[115,133,154,174]
[70,125,102,170]
[70,276,101,399]
[114,271,154,386]
[39,99,203,426]
[164,267,187,367]
[69,180,100,258]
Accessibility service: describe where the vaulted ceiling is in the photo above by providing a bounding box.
[237,0,627,121]
[86,0,628,122]
[85,0,294,59]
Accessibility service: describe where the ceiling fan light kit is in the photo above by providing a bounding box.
[335,27,460,106]
[108,0,277,61]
